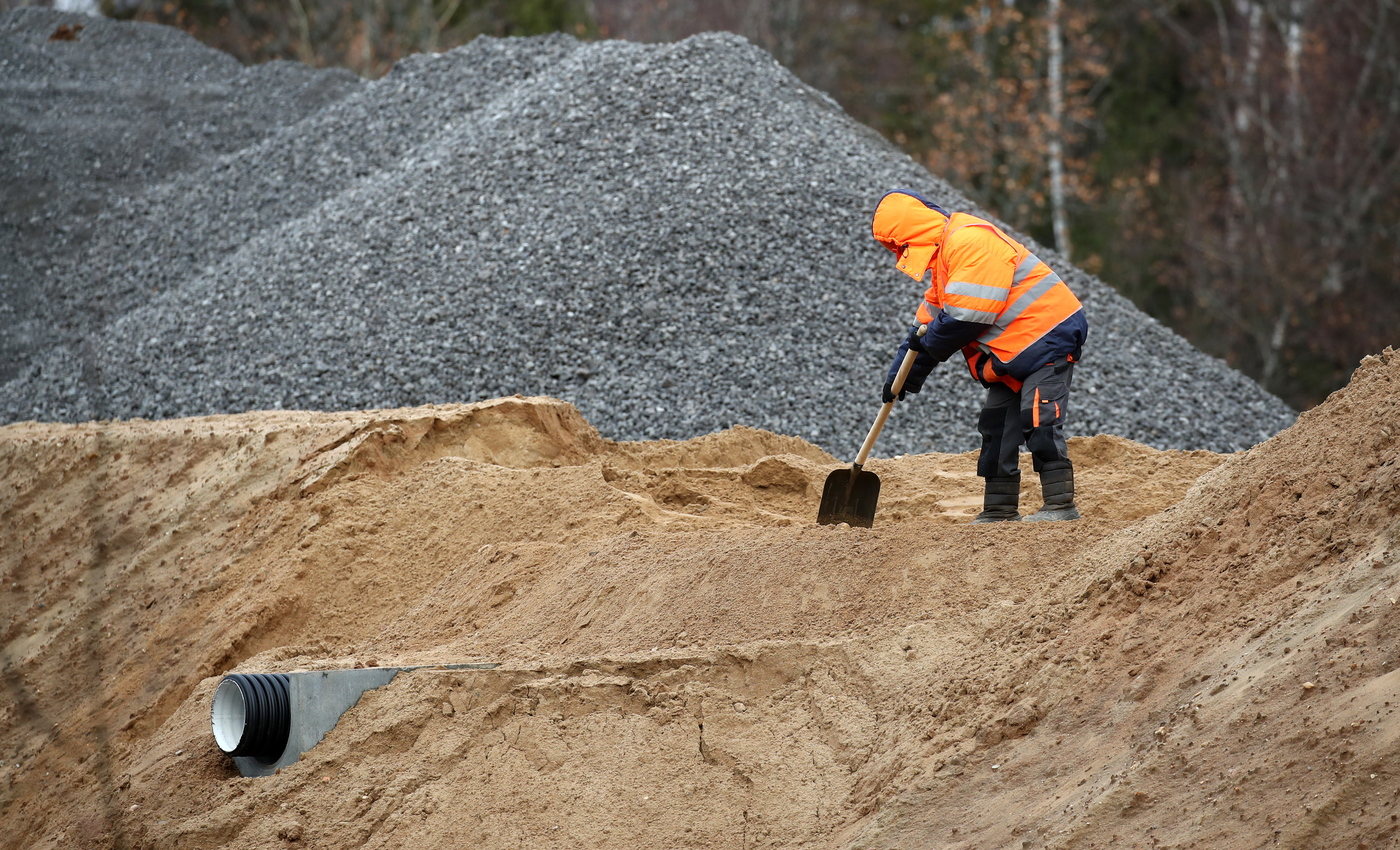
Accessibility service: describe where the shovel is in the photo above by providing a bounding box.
[817,324,928,528]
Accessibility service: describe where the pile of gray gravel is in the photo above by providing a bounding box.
[0,10,358,384]
[0,8,1296,456]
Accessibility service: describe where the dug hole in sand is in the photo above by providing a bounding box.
[2,349,1399,849]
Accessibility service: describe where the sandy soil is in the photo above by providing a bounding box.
[2,348,1398,849]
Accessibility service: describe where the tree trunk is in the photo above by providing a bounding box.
[289,0,314,66]
[1047,0,1070,259]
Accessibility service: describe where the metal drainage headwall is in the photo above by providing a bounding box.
[211,664,499,777]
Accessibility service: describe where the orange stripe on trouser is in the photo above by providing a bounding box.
[971,355,1023,391]
[1033,388,1041,427]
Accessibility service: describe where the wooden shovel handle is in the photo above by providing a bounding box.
[853,323,928,467]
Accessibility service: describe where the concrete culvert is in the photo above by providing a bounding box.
[209,666,495,776]
[212,673,291,762]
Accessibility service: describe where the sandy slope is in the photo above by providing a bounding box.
[2,349,1398,849]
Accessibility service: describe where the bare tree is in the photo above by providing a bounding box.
[115,0,590,78]
[1158,0,1400,397]
[1047,0,1071,258]
[590,0,881,100]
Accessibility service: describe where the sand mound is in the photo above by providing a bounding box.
[3,349,1394,848]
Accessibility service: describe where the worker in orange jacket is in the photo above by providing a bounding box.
[872,190,1088,522]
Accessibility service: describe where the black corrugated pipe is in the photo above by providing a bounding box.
[211,673,291,763]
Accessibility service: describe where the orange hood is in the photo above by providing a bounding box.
[872,191,949,281]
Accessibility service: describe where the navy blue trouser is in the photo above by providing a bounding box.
[976,355,1075,479]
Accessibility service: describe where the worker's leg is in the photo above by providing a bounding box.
[972,382,1024,522]
[1019,356,1079,521]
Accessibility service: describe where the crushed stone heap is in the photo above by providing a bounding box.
[0,10,358,384]
[0,8,1296,455]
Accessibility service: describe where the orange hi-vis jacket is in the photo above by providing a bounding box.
[872,191,1086,389]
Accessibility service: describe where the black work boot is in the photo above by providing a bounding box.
[1025,461,1080,521]
[971,477,1022,523]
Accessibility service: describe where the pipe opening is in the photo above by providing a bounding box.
[211,673,291,763]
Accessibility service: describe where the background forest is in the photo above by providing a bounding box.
[12,0,1400,410]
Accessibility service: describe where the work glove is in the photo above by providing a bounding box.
[884,323,938,402]
[905,324,931,354]
[881,378,907,404]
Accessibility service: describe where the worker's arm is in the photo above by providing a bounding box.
[883,328,938,401]
[907,311,990,362]
[883,313,987,398]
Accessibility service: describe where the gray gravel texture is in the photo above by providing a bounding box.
[1,9,1296,457]
[1,9,359,384]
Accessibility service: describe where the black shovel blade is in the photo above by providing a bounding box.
[816,467,882,528]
